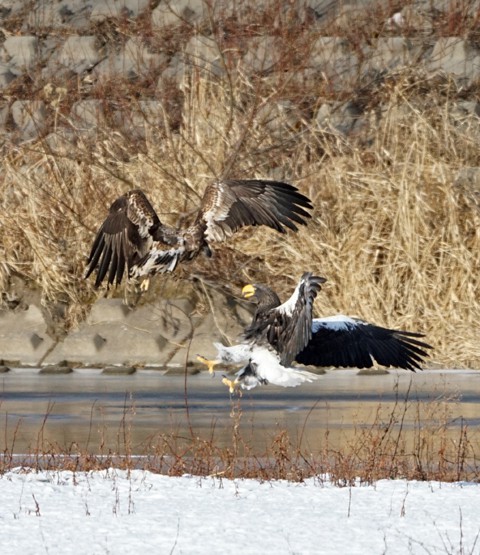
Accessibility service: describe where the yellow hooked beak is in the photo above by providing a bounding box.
[241,284,256,299]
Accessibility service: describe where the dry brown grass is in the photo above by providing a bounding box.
[1,389,479,484]
[0,3,479,367]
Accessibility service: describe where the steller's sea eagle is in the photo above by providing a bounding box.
[85,180,312,289]
[197,273,432,392]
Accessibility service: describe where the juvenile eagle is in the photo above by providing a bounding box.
[85,180,312,288]
[198,273,432,392]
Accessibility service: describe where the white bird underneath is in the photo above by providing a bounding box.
[211,342,318,391]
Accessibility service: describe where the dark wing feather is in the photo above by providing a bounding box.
[296,317,432,371]
[198,179,313,243]
[244,273,326,366]
[85,190,161,287]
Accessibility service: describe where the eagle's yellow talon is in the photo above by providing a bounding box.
[140,277,150,292]
[196,355,219,375]
[222,376,240,395]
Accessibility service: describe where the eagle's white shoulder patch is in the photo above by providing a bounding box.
[312,314,361,333]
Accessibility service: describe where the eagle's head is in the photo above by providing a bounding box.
[241,283,281,312]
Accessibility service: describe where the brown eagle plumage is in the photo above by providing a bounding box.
[85,179,313,288]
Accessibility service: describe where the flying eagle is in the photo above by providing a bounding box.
[85,179,312,288]
[198,273,432,392]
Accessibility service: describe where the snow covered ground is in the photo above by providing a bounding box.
[1,469,479,555]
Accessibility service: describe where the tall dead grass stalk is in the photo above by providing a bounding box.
[1,389,479,483]
[0,59,479,366]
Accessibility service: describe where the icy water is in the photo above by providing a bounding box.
[1,368,479,455]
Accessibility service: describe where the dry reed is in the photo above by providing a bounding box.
[1,388,479,484]
[0,2,479,369]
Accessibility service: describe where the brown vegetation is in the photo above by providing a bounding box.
[1,387,479,484]
[0,1,479,370]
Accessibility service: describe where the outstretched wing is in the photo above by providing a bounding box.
[295,315,432,371]
[85,189,161,288]
[198,179,313,243]
[245,273,326,366]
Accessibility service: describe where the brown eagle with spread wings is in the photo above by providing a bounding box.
[85,179,313,288]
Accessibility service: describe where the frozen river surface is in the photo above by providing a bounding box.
[1,368,479,454]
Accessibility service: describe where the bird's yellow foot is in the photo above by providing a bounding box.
[140,277,150,292]
[222,376,241,395]
[196,355,219,376]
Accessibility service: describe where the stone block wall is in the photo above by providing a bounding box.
[0,279,253,368]
[0,0,479,143]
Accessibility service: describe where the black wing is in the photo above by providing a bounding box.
[85,189,161,287]
[198,179,313,242]
[244,273,326,366]
[296,316,432,371]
